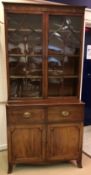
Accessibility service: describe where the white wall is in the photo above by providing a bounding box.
[85,8,91,27]
[0,0,7,150]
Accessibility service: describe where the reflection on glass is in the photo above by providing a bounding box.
[10,78,42,98]
[48,56,63,76]
[8,13,43,98]
[48,15,81,55]
[10,56,42,98]
[48,15,81,97]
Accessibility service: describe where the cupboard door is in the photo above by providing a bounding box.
[47,124,82,161]
[7,13,44,99]
[9,125,45,162]
[48,15,82,97]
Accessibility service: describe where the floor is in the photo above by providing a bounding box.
[0,151,91,175]
[83,125,91,157]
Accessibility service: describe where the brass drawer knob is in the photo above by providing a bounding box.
[61,111,69,117]
[23,112,32,118]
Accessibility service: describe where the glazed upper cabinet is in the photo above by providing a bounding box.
[4,2,85,174]
[5,4,84,100]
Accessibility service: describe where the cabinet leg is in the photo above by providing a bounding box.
[8,163,13,174]
[77,158,82,168]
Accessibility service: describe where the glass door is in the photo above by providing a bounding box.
[48,15,82,97]
[7,13,43,99]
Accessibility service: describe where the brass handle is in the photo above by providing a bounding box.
[61,111,69,117]
[23,112,32,118]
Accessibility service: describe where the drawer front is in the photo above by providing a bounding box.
[7,107,45,125]
[48,105,84,122]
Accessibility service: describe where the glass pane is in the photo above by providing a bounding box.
[8,13,43,98]
[63,56,79,75]
[48,15,82,97]
[48,78,64,96]
[63,78,78,96]
[48,56,63,76]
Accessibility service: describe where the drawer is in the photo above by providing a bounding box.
[48,105,84,122]
[7,106,45,125]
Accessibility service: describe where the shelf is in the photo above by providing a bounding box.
[10,75,42,79]
[48,70,63,75]
[49,30,80,34]
[48,52,80,58]
[8,53,79,59]
[8,53,42,57]
[10,75,78,79]
[8,28,42,33]
[48,75,78,79]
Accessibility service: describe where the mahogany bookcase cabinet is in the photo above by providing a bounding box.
[3,2,85,173]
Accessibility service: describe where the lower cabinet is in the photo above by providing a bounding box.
[7,104,84,173]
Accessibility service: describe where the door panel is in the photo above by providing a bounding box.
[10,125,45,162]
[7,13,43,99]
[47,124,82,160]
[48,15,82,97]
